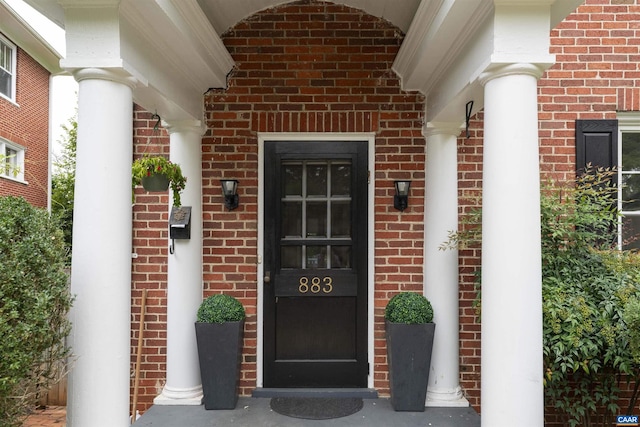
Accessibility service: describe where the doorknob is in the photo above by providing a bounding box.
[264,271,271,283]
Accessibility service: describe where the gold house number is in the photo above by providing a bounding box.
[298,276,333,294]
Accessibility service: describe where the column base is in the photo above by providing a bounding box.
[425,386,469,407]
[154,385,203,406]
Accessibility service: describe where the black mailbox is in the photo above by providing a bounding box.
[169,206,191,240]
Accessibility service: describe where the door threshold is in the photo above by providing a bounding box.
[251,388,378,399]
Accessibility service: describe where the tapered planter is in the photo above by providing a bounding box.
[195,320,244,409]
[141,173,170,192]
[386,320,436,411]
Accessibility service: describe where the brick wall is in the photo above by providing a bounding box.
[457,114,483,409]
[205,0,426,399]
[131,106,172,408]
[0,44,51,208]
[540,0,639,180]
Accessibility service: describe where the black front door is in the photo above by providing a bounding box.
[263,141,368,388]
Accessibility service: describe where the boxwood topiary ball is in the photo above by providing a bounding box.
[197,294,246,323]
[385,292,434,324]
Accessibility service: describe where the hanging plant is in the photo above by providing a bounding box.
[132,155,186,207]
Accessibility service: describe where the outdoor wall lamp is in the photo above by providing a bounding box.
[221,179,239,210]
[394,180,411,212]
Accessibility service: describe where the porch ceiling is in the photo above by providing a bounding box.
[25,0,584,124]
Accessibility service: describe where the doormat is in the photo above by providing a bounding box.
[270,397,363,420]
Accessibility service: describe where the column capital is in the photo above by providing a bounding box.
[479,63,546,87]
[163,119,207,136]
[422,122,464,138]
[72,67,137,89]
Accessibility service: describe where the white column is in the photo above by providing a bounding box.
[479,64,544,427]
[423,124,468,407]
[67,68,136,427]
[154,120,205,405]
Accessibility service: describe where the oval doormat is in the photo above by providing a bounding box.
[270,397,363,420]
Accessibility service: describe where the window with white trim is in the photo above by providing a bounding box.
[618,114,640,250]
[1,139,25,181]
[0,35,16,101]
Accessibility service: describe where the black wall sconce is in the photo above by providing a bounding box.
[394,180,411,212]
[221,179,239,210]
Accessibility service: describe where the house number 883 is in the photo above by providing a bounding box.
[298,276,333,294]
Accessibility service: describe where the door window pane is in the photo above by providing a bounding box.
[281,246,302,269]
[283,164,302,196]
[331,246,351,269]
[331,164,351,196]
[306,201,327,237]
[331,201,351,237]
[306,245,327,269]
[281,201,302,237]
[307,164,327,196]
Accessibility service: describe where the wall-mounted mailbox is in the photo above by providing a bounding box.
[169,206,191,240]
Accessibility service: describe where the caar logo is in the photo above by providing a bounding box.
[617,415,639,426]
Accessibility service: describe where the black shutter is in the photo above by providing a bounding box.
[575,119,619,246]
[575,119,618,176]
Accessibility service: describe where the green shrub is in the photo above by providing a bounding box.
[197,294,245,323]
[384,292,434,324]
[0,196,73,427]
[623,294,640,365]
[539,169,640,427]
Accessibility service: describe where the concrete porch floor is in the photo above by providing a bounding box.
[132,397,481,427]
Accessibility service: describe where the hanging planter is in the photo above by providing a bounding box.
[141,173,170,192]
[132,155,187,207]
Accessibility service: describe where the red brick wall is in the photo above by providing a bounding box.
[457,114,483,409]
[0,43,51,208]
[131,107,172,408]
[206,0,426,399]
[540,0,640,181]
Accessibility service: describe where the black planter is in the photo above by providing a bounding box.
[195,320,244,409]
[385,320,436,411]
[141,173,169,192]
